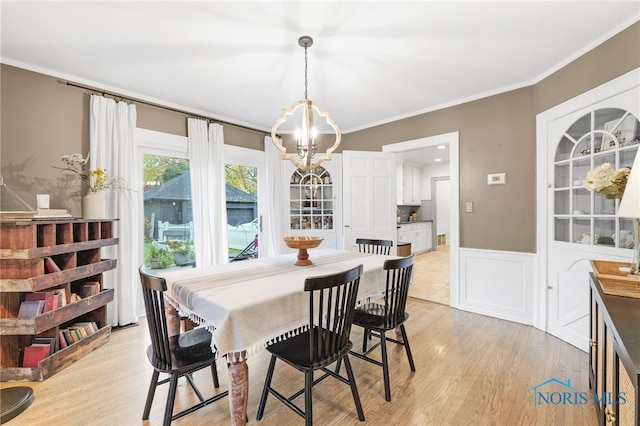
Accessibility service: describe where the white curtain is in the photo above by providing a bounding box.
[264,136,286,256]
[89,95,138,327]
[187,119,228,266]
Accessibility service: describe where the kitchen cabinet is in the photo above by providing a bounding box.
[397,162,422,205]
[397,221,432,254]
[589,272,639,425]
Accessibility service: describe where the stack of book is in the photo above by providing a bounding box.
[58,321,100,348]
[33,208,74,219]
[18,289,66,318]
[22,337,56,368]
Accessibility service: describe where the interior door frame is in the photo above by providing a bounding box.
[382,131,460,308]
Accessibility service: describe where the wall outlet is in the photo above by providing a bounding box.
[465,201,473,213]
[487,173,506,185]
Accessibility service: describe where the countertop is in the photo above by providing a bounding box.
[397,220,433,225]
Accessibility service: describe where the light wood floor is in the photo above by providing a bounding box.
[1,297,597,425]
[409,245,450,305]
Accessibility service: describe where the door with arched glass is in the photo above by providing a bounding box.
[540,76,639,351]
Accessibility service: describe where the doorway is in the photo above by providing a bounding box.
[382,132,460,307]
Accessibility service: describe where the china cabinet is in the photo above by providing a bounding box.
[285,155,342,249]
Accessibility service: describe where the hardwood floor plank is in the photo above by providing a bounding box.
[1,298,598,425]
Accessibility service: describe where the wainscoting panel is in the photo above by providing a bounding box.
[459,248,534,325]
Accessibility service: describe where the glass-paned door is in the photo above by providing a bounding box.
[142,153,195,269]
[226,163,258,261]
[224,145,264,260]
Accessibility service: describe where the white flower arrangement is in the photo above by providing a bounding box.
[583,163,630,200]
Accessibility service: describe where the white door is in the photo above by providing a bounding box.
[343,150,397,251]
[537,70,639,351]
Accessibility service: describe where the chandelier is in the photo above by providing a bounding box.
[271,35,341,170]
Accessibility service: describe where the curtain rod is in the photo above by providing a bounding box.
[61,80,271,136]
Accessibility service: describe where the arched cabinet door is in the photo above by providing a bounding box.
[538,69,639,351]
[284,155,343,249]
[553,108,639,249]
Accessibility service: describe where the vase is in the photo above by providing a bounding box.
[82,191,106,219]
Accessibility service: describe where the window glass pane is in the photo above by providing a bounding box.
[573,218,591,245]
[594,218,615,246]
[226,164,258,261]
[143,154,193,269]
[555,218,570,243]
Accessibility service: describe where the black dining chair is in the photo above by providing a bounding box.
[356,238,393,255]
[256,264,365,426]
[138,266,228,426]
[348,255,416,402]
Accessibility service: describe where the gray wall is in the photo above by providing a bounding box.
[343,22,640,253]
[1,22,638,252]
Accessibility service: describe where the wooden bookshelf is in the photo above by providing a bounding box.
[0,219,118,381]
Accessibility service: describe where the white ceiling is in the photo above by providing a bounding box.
[1,1,639,137]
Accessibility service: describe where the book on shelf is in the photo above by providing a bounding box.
[62,329,73,346]
[52,288,67,307]
[32,337,56,355]
[73,321,98,335]
[24,292,58,313]
[58,331,68,349]
[22,343,51,368]
[44,257,61,273]
[78,282,100,298]
[18,300,44,318]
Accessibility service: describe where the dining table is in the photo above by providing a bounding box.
[158,248,396,425]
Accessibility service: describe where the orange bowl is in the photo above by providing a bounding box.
[283,236,324,265]
[282,236,324,250]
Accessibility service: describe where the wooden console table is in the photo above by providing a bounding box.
[589,272,640,425]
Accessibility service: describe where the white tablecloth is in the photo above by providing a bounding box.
[159,249,392,356]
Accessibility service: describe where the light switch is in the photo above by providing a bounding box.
[465,201,473,213]
[488,173,506,185]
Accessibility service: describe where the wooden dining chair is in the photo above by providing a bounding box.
[355,238,393,255]
[138,266,228,426]
[256,264,365,426]
[347,255,416,402]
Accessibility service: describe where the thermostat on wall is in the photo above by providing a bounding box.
[487,173,506,185]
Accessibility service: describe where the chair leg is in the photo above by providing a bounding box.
[210,361,220,388]
[256,355,277,420]
[305,370,313,426]
[379,331,391,402]
[142,370,160,420]
[342,356,365,421]
[399,324,416,372]
[164,374,179,426]
[362,328,370,352]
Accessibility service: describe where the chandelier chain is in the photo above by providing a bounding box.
[304,45,309,100]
